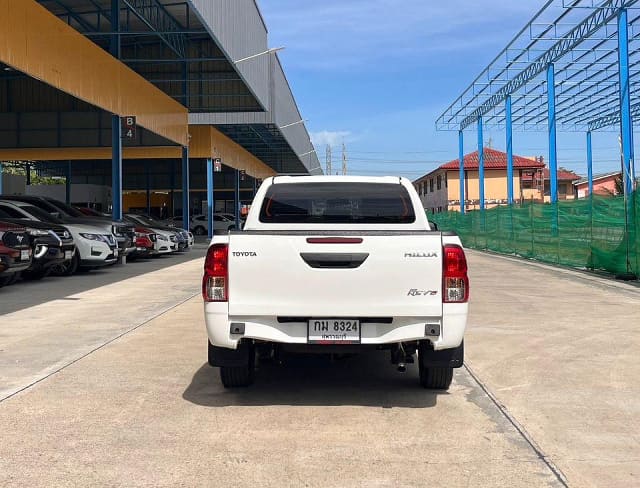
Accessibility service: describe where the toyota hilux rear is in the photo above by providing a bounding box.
[203,176,469,390]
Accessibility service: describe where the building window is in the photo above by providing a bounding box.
[429,179,434,192]
[559,183,567,195]
[437,175,442,190]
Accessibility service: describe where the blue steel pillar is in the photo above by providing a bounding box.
[65,161,72,205]
[458,130,465,214]
[234,169,241,229]
[477,116,485,211]
[111,116,122,220]
[547,63,558,204]
[0,163,4,195]
[506,95,514,205]
[110,0,122,220]
[618,8,635,201]
[206,158,214,239]
[181,147,190,230]
[587,131,593,197]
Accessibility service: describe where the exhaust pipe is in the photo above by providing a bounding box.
[397,363,406,373]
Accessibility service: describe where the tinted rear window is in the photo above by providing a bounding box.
[259,183,416,224]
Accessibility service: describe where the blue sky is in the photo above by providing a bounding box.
[260,1,628,180]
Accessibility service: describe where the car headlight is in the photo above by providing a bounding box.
[79,233,104,242]
[28,229,50,237]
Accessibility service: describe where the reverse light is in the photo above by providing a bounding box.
[203,243,229,302]
[443,244,469,303]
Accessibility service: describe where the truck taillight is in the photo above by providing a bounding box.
[443,244,469,303]
[203,243,228,302]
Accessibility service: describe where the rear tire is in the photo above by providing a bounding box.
[419,355,453,390]
[220,364,254,388]
[218,343,255,388]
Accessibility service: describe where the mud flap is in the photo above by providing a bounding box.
[419,340,464,368]
[208,341,253,367]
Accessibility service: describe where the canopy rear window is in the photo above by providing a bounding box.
[259,183,416,224]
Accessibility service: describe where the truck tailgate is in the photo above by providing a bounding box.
[228,233,443,317]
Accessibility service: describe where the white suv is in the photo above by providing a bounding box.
[0,201,118,275]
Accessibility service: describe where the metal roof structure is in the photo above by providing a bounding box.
[33,0,320,175]
[435,0,638,214]
[436,0,640,132]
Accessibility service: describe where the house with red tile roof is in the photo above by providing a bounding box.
[412,147,579,213]
[573,171,621,198]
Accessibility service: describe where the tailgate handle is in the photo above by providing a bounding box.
[300,253,369,269]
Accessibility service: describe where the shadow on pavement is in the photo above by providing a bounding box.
[183,352,443,408]
[0,243,208,316]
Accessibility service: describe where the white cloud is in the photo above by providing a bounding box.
[310,130,352,148]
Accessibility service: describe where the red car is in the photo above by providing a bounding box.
[129,226,158,259]
[0,221,33,287]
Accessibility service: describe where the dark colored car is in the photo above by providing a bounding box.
[0,208,76,280]
[0,196,135,258]
[0,221,33,287]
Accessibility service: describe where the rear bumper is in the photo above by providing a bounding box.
[204,302,467,351]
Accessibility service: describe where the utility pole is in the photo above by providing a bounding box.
[342,142,347,175]
[326,145,332,175]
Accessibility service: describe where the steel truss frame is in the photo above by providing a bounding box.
[435,0,638,214]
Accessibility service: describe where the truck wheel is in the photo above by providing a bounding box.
[220,362,255,388]
[217,342,255,388]
[419,354,453,390]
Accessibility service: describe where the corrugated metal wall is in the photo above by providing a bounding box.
[271,54,321,174]
[187,0,270,111]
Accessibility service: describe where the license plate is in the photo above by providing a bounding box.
[308,319,361,344]
[20,250,30,261]
[64,250,73,260]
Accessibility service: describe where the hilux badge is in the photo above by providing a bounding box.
[404,252,438,258]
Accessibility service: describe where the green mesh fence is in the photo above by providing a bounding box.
[430,192,639,276]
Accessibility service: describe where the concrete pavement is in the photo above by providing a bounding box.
[1,249,638,487]
[464,250,640,488]
[0,247,206,401]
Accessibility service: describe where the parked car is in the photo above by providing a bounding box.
[189,214,241,236]
[129,226,158,259]
[0,207,76,280]
[203,176,469,389]
[124,214,190,251]
[0,196,135,259]
[74,206,111,218]
[0,200,118,275]
[0,221,32,287]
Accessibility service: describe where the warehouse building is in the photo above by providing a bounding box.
[0,0,320,234]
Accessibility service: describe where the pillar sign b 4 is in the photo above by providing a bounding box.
[121,116,137,140]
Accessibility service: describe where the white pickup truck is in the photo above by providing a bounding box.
[202,176,469,390]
